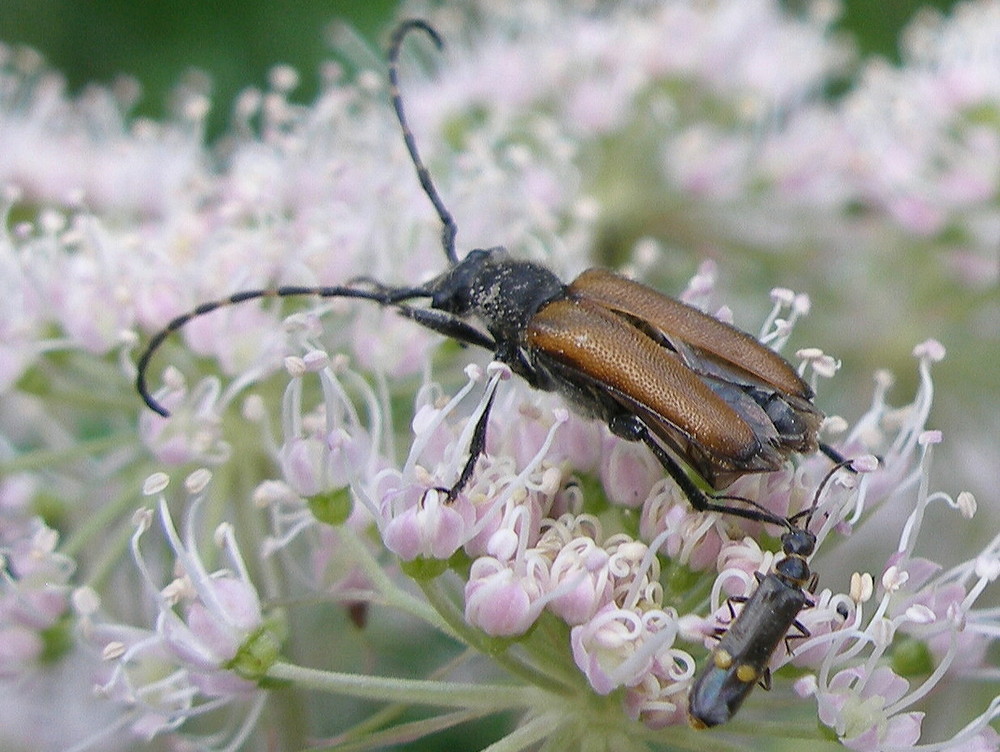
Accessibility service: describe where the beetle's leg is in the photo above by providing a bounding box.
[785,588,818,653]
[378,305,502,500]
[425,375,498,501]
[611,415,787,527]
[725,593,749,621]
[705,592,750,642]
[377,307,500,501]
[445,386,497,501]
[393,306,496,350]
[783,617,812,654]
[758,668,772,691]
[716,575,762,624]
[491,343,542,390]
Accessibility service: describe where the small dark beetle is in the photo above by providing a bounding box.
[687,460,855,728]
[136,20,829,527]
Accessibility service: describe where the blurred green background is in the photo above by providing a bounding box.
[0,0,963,141]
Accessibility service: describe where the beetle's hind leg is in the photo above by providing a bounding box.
[612,416,788,527]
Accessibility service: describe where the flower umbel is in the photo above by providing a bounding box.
[68,471,276,751]
[0,2,998,751]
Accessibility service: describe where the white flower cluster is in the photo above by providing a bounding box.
[0,2,997,750]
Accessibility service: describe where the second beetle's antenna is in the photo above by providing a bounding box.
[388,20,459,266]
[791,457,860,534]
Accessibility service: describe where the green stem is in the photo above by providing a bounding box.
[62,469,148,561]
[318,709,492,752]
[267,660,533,709]
[480,712,558,752]
[336,526,455,636]
[418,577,575,696]
[0,432,133,474]
[319,650,485,746]
[515,613,588,688]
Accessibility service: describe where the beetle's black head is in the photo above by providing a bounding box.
[780,528,816,559]
[429,247,567,343]
[427,248,494,315]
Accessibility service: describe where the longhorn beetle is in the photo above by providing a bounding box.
[136,19,835,528]
[687,458,858,728]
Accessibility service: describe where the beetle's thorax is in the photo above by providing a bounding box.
[430,247,566,342]
[774,528,815,586]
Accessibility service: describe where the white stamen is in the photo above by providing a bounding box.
[185,468,212,494]
[143,473,170,496]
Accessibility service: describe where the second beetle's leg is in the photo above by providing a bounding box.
[782,618,812,654]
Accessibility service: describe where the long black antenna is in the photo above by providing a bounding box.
[135,285,409,417]
[388,20,459,265]
[135,20,458,417]
[790,457,858,533]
